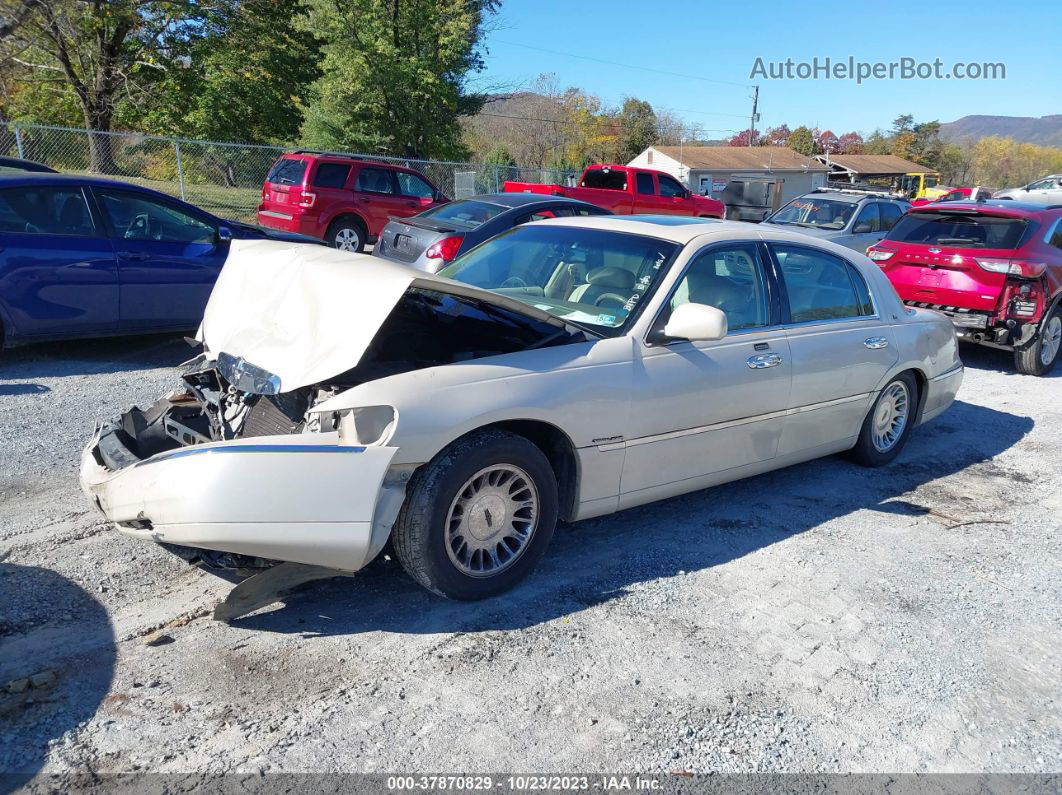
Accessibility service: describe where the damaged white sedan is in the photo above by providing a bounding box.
[81,217,963,604]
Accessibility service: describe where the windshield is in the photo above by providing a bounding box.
[886,213,1028,249]
[417,199,507,229]
[438,224,679,334]
[767,198,856,229]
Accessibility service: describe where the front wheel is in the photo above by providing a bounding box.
[848,372,918,467]
[1014,309,1061,376]
[392,429,558,600]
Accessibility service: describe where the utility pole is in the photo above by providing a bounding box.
[748,85,759,147]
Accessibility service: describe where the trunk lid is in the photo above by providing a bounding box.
[376,219,454,264]
[199,240,568,391]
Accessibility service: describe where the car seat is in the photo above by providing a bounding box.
[685,270,757,329]
[568,266,635,307]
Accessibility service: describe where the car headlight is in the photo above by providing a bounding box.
[334,405,397,446]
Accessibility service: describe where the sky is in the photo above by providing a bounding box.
[477,0,1062,139]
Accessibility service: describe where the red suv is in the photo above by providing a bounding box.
[257,152,448,252]
[868,200,1062,375]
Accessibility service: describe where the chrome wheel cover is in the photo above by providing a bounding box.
[1040,315,1061,366]
[334,227,361,251]
[445,464,539,578]
[871,381,910,453]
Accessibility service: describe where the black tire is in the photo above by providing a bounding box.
[325,215,366,253]
[1014,308,1061,376]
[848,372,919,467]
[392,429,558,600]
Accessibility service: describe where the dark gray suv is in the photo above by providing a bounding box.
[762,189,911,252]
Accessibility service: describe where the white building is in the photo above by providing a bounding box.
[628,146,829,209]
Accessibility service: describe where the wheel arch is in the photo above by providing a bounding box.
[324,210,368,237]
[440,419,580,522]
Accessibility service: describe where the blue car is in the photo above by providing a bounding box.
[0,174,317,350]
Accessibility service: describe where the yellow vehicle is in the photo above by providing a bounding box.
[899,172,948,201]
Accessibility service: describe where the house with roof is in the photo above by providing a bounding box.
[813,153,937,183]
[627,146,830,213]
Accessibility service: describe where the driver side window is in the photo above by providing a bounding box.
[97,190,215,245]
[853,203,881,233]
[658,175,687,199]
[665,244,770,332]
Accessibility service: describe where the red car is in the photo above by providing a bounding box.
[257,152,448,252]
[503,164,725,219]
[868,200,1062,375]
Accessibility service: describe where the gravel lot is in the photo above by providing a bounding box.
[1,334,1059,782]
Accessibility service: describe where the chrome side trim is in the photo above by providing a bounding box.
[145,444,367,465]
[597,392,871,451]
[259,210,294,221]
[931,363,964,382]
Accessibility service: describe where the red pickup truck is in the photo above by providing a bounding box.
[504,164,725,218]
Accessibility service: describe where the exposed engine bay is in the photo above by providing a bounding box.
[97,288,587,469]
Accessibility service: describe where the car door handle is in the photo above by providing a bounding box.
[864,336,889,349]
[747,353,782,369]
[117,250,150,261]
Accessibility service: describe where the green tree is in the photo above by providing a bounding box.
[300,0,499,159]
[613,97,657,162]
[1,0,212,171]
[136,0,321,145]
[788,125,817,156]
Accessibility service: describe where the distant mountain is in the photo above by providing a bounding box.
[939,115,1062,146]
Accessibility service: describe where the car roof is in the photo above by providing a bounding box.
[0,172,158,189]
[534,214,753,244]
[801,190,901,204]
[455,193,602,210]
[0,156,57,173]
[909,199,1062,219]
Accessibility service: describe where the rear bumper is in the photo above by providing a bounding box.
[256,209,321,239]
[902,301,1039,349]
[921,363,964,424]
[80,426,397,571]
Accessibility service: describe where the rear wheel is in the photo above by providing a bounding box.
[325,216,366,253]
[392,429,558,600]
[1014,309,1061,376]
[848,372,918,467]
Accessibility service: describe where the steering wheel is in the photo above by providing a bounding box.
[500,276,528,289]
[594,293,628,308]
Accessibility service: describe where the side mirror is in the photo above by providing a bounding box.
[853,221,873,233]
[217,226,233,242]
[1023,185,1030,191]
[662,303,728,342]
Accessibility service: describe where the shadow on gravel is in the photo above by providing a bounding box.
[0,384,49,396]
[0,334,192,379]
[229,399,1033,637]
[0,563,116,790]
[959,340,1061,378]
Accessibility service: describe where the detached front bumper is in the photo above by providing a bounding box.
[80,426,397,571]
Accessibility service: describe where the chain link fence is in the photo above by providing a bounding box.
[1,121,578,222]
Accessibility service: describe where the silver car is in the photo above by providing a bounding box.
[994,175,1062,205]
[81,217,962,604]
[762,189,911,252]
[374,193,608,272]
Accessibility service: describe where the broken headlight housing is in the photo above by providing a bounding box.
[216,352,282,396]
[327,405,397,447]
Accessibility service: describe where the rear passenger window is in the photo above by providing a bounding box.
[0,187,95,236]
[772,244,872,323]
[636,173,655,195]
[313,163,351,188]
[356,167,395,194]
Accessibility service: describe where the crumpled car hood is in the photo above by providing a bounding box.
[200,239,566,391]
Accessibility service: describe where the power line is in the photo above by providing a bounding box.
[492,39,754,89]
